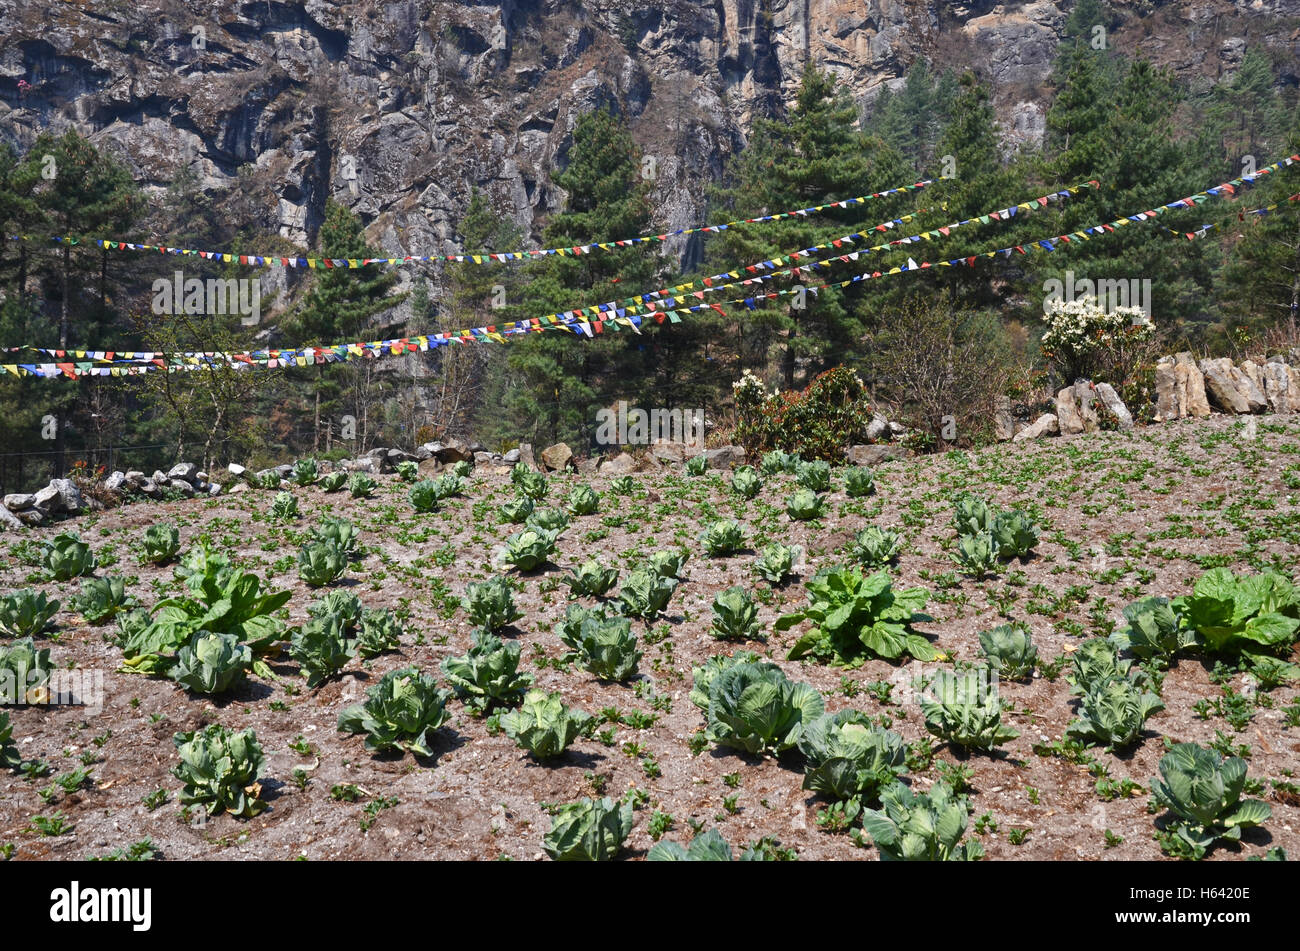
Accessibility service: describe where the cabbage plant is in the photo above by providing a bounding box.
[566,485,600,516]
[977,622,1038,679]
[395,460,418,483]
[337,666,451,758]
[357,609,403,657]
[843,467,875,498]
[0,637,52,702]
[0,711,20,769]
[616,569,678,620]
[141,524,181,565]
[525,507,570,533]
[543,797,634,862]
[685,454,708,476]
[500,527,560,571]
[172,725,267,818]
[171,631,252,694]
[797,710,907,801]
[690,651,764,711]
[701,519,746,557]
[70,576,134,626]
[0,590,60,639]
[862,781,984,861]
[917,668,1019,751]
[463,576,523,632]
[290,613,356,687]
[270,491,300,521]
[1066,674,1164,748]
[1110,596,1191,660]
[785,488,826,521]
[647,549,689,581]
[777,567,935,665]
[44,532,95,581]
[953,532,1000,578]
[710,587,762,641]
[1150,742,1271,860]
[760,450,800,475]
[701,661,824,757]
[347,472,376,498]
[795,459,831,492]
[309,517,359,560]
[851,527,902,569]
[991,510,1039,559]
[499,689,594,760]
[499,494,535,523]
[298,540,347,587]
[753,543,801,584]
[290,458,320,486]
[730,466,762,499]
[951,495,993,536]
[648,828,737,861]
[441,631,533,715]
[409,479,442,513]
[511,467,548,501]
[570,614,641,682]
[318,471,347,492]
[556,603,617,651]
[562,559,619,598]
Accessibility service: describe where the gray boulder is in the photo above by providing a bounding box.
[503,448,521,464]
[540,442,573,471]
[1055,387,1084,435]
[866,413,890,442]
[650,441,688,464]
[518,443,536,468]
[1094,383,1133,430]
[1012,413,1060,442]
[104,471,127,493]
[600,452,637,474]
[993,396,1014,442]
[167,462,200,483]
[3,493,36,511]
[35,479,84,514]
[703,445,746,470]
[0,503,24,531]
[167,479,196,496]
[434,439,474,464]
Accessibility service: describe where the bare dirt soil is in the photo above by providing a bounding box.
[2,413,1298,861]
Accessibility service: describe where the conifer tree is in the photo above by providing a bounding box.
[497,106,663,448]
[287,200,405,451]
[705,60,908,387]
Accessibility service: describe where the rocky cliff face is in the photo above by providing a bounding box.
[1,1,1297,286]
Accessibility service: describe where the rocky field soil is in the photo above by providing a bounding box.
[2,411,1299,860]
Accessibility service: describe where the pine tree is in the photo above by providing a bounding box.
[705,60,908,388]
[496,106,664,449]
[443,188,525,442]
[1219,103,1300,343]
[287,200,406,451]
[17,131,141,475]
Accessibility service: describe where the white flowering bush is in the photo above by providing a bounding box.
[1041,296,1155,385]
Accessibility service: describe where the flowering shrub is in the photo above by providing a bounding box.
[1040,296,1155,386]
[733,366,872,462]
